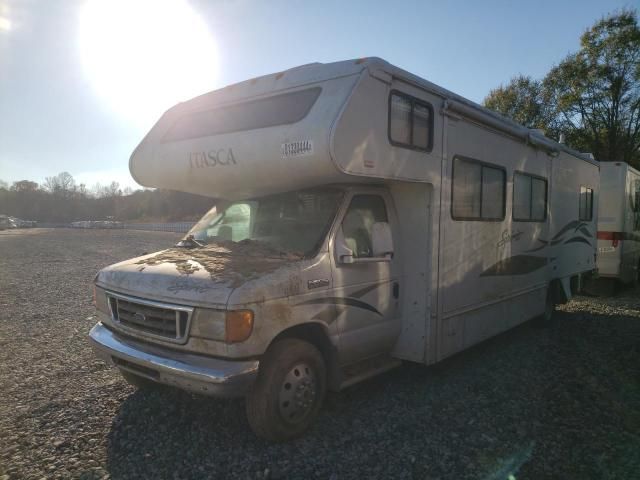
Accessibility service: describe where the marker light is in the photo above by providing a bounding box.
[225,310,254,343]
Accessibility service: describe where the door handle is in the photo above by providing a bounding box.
[393,282,400,299]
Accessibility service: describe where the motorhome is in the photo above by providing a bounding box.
[595,162,640,287]
[89,58,599,440]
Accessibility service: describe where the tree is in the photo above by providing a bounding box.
[483,10,640,167]
[0,179,8,190]
[44,172,76,196]
[105,181,122,197]
[484,75,551,130]
[545,10,640,163]
[10,180,39,192]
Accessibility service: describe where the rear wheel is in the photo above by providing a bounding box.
[535,286,556,327]
[246,338,326,441]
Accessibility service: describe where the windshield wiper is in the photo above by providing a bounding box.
[175,235,205,249]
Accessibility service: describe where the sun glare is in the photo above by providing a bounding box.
[79,0,218,128]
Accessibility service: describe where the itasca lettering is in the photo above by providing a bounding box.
[189,149,237,169]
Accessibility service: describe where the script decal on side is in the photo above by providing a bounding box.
[281,140,313,159]
[189,149,236,169]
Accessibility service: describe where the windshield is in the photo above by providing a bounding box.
[185,188,344,257]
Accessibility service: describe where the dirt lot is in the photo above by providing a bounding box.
[0,228,639,480]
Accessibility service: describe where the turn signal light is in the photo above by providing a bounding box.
[225,310,254,343]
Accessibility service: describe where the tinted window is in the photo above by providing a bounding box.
[579,186,594,221]
[513,172,547,221]
[342,195,388,258]
[163,87,321,143]
[513,173,532,220]
[452,157,505,221]
[389,91,433,151]
[412,103,431,150]
[482,167,505,219]
[452,160,481,218]
[389,94,411,145]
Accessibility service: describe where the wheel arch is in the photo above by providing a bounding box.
[268,322,341,391]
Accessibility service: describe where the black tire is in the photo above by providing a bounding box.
[120,370,161,390]
[246,338,326,442]
[534,286,556,327]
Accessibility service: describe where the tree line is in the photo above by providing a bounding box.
[0,172,213,223]
[483,9,640,167]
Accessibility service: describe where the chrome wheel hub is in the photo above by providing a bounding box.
[278,363,317,423]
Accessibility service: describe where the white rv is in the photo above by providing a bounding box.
[89,58,599,440]
[595,162,640,286]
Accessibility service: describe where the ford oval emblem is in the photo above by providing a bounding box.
[133,312,146,323]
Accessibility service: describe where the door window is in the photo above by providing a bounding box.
[342,195,388,258]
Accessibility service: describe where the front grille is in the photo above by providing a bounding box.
[107,293,192,343]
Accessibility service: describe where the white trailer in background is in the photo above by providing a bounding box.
[89,58,599,440]
[595,162,640,286]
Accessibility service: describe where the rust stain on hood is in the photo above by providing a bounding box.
[134,240,304,288]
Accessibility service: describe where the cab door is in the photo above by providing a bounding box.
[331,190,402,365]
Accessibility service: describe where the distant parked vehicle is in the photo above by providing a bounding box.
[0,215,12,230]
[594,162,640,287]
[71,220,123,229]
[10,217,37,228]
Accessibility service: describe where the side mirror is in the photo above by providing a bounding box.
[372,222,394,259]
[335,228,355,264]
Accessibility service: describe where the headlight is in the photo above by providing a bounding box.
[191,309,226,341]
[191,308,254,343]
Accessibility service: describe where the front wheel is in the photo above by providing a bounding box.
[246,338,326,441]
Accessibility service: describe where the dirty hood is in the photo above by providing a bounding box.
[95,244,302,308]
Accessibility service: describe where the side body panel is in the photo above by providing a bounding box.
[436,116,552,361]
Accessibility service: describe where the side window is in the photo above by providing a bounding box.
[513,172,547,221]
[452,157,506,221]
[342,195,388,258]
[388,91,433,152]
[579,186,594,221]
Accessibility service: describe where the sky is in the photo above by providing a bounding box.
[0,0,635,190]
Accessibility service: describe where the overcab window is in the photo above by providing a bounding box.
[513,172,547,221]
[451,157,506,221]
[388,91,433,151]
[163,87,322,143]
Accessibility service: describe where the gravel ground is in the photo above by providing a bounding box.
[0,228,639,480]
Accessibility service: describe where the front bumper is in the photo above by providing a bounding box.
[89,323,259,397]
